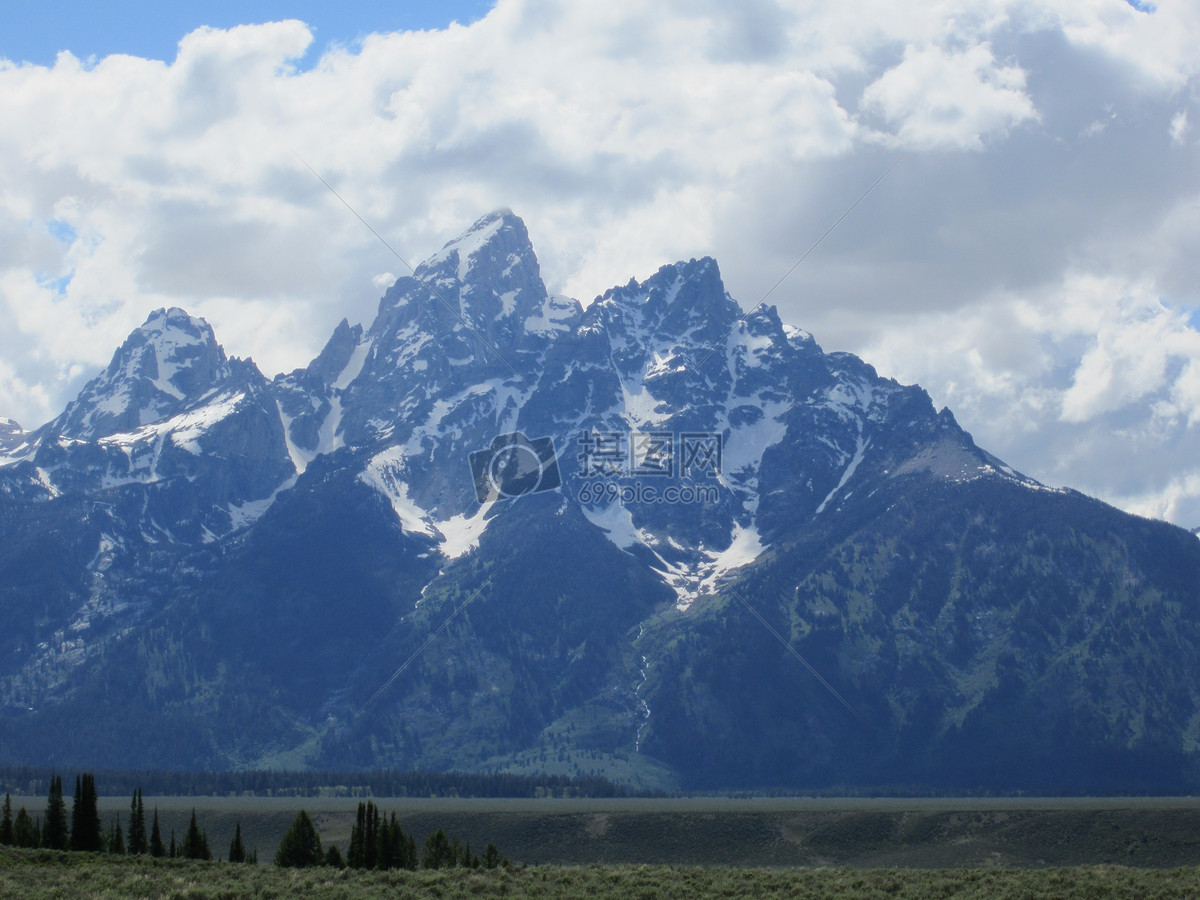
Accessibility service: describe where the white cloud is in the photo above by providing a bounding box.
[1,0,1199,527]
[1171,110,1190,145]
[1113,471,1200,527]
[861,270,1200,525]
[861,43,1038,150]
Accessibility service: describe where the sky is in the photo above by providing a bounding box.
[1,1,1199,526]
[0,1,495,66]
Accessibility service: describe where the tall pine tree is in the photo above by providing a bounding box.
[70,773,102,852]
[377,813,396,870]
[348,801,382,869]
[348,802,365,868]
[71,775,80,845]
[228,822,247,863]
[149,808,165,857]
[380,813,417,870]
[346,802,417,871]
[107,815,125,855]
[1,793,12,845]
[363,802,378,869]
[274,810,322,868]
[42,775,68,851]
[13,808,39,848]
[181,809,211,860]
[127,789,147,855]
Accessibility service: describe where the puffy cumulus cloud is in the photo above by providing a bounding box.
[861,43,1038,150]
[1118,472,1200,527]
[1,0,1200,526]
[1052,0,1200,88]
[860,271,1200,525]
[1171,110,1191,145]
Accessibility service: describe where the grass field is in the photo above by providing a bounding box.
[7,795,1200,869]
[4,848,1200,899]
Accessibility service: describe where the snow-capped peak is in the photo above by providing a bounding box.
[50,307,233,442]
[419,209,533,284]
[354,210,554,408]
[0,417,25,458]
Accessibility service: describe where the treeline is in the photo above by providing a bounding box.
[274,802,506,871]
[0,776,256,863]
[0,775,111,853]
[2,774,509,870]
[0,765,647,799]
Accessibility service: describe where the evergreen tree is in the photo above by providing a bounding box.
[12,808,39,848]
[421,829,455,869]
[363,801,378,869]
[107,815,125,855]
[42,774,68,851]
[347,802,365,868]
[169,829,176,858]
[181,809,211,860]
[149,808,165,857]
[377,813,396,871]
[385,813,417,870]
[274,810,323,868]
[345,802,417,871]
[127,789,147,855]
[70,774,82,850]
[324,844,345,868]
[1,793,12,845]
[228,822,246,863]
[482,842,503,869]
[70,773,102,852]
[347,801,382,869]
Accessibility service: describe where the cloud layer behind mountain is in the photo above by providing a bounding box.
[1,0,1198,522]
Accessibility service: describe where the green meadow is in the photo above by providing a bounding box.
[9,795,1200,867]
[4,849,1200,899]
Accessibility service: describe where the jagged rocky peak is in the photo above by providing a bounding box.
[741,303,788,340]
[307,318,366,385]
[598,256,727,309]
[420,208,539,283]
[585,257,745,384]
[52,307,233,441]
[595,258,740,335]
[725,303,796,368]
[371,210,558,348]
[783,322,816,349]
[0,417,24,455]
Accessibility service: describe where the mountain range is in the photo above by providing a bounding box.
[2,210,1199,793]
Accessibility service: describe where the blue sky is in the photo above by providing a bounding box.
[0,0,496,65]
